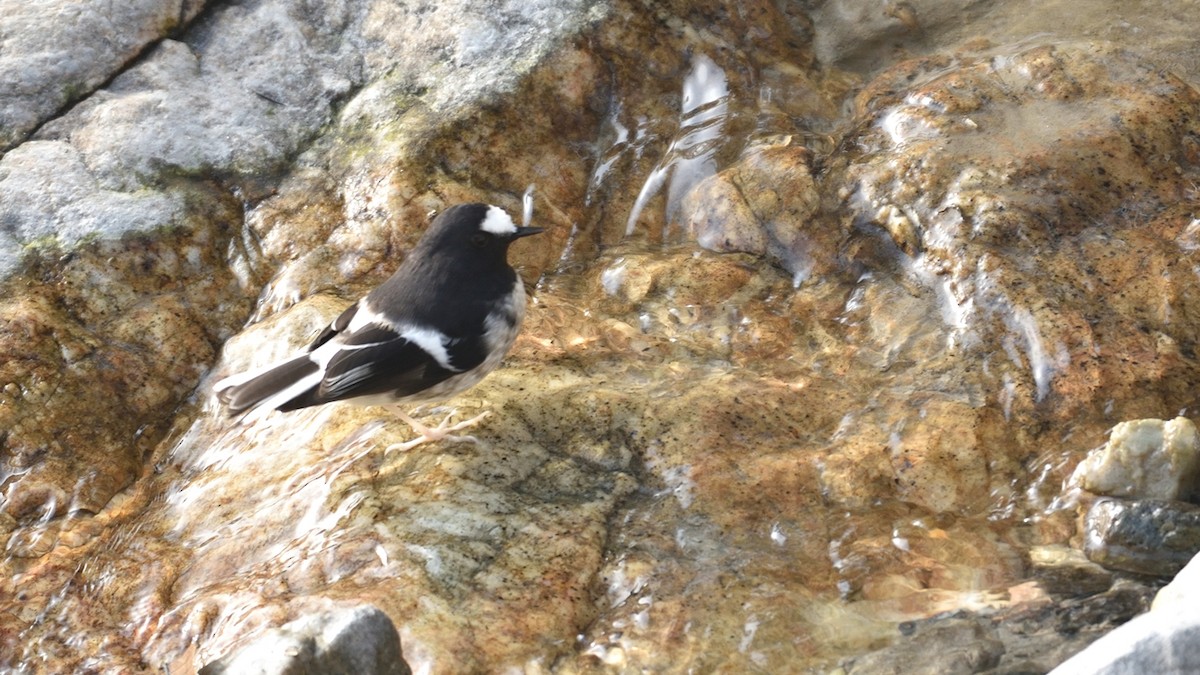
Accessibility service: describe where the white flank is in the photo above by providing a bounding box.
[412,283,525,403]
[345,299,378,333]
[480,205,517,235]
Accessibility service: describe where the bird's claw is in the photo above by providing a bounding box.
[384,408,491,453]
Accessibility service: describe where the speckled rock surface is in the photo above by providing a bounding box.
[820,42,1200,521]
[834,41,1200,422]
[6,1,1200,673]
[0,193,251,532]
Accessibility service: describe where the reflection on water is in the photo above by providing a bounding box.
[627,54,732,236]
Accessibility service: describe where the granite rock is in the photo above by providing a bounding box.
[6,2,1200,674]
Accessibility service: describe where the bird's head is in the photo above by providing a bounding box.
[419,203,543,263]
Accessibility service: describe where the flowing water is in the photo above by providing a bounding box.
[7,0,1200,672]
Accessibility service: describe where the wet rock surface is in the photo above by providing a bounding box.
[832,41,1200,429]
[1084,499,1200,577]
[1049,553,1200,674]
[0,199,251,531]
[5,0,1200,673]
[196,605,411,675]
[842,580,1157,675]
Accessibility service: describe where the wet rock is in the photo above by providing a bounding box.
[832,42,1200,428]
[841,620,1005,674]
[198,605,411,675]
[1072,417,1200,501]
[1048,553,1200,674]
[842,579,1156,675]
[8,2,1200,674]
[0,207,252,530]
[1029,545,1115,598]
[678,142,827,281]
[581,0,850,252]
[809,0,1200,86]
[1084,499,1200,576]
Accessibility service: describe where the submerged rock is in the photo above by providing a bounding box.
[0,206,252,530]
[833,41,1200,427]
[842,579,1157,675]
[678,143,826,281]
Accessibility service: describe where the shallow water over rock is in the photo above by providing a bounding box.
[4,0,1200,673]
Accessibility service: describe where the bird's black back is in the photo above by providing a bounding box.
[368,203,520,336]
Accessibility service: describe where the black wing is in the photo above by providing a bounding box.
[313,322,489,405]
[317,324,454,401]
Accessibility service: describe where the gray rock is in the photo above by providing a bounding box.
[0,0,605,279]
[1043,552,1200,673]
[1049,595,1200,674]
[0,0,205,151]
[841,580,1156,675]
[842,620,1005,674]
[1084,498,1200,577]
[198,605,411,675]
[1029,545,1115,598]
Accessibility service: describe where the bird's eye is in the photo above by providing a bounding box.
[470,233,488,248]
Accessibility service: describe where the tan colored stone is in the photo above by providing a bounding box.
[1073,417,1200,501]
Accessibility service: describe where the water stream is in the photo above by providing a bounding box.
[7,0,1200,672]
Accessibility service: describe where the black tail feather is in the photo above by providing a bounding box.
[215,356,319,414]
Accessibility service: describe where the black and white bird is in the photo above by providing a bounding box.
[213,202,543,450]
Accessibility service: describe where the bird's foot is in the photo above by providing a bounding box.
[384,407,491,453]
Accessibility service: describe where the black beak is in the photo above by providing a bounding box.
[512,226,544,239]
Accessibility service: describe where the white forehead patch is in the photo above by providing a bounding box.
[480,205,517,235]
